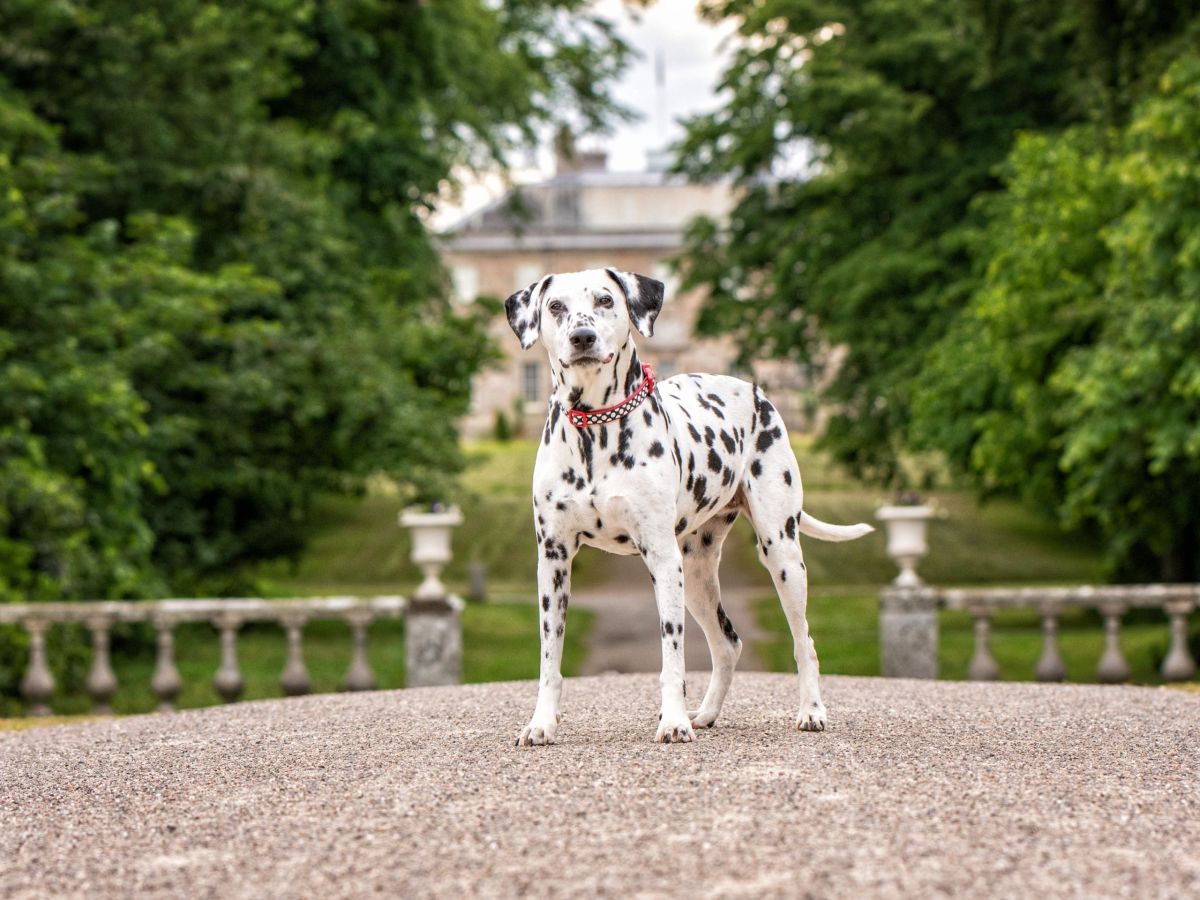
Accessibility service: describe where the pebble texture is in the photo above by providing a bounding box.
[2,674,1198,899]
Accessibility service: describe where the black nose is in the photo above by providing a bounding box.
[569,328,597,350]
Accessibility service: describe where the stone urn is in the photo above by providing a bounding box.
[875,503,937,587]
[399,506,463,600]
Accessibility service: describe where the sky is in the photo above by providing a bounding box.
[432,0,733,228]
[592,0,736,171]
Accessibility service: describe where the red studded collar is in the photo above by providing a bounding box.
[566,364,656,428]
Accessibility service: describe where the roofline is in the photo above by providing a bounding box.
[441,231,685,253]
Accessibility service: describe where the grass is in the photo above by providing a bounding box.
[255,439,604,600]
[2,603,592,719]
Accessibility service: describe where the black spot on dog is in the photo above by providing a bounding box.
[692,475,708,505]
[675,518,688,535]
[687,423,702,443]
[644,409,653,426]
[783,470,792,486]
[704,426,716,447]
[701,531,714,548]
[756,426,781,453]
[786,516,796,540]
[541,595,551,611]
[750,459,762,478]
[615,534,630,544]
[716,604,739,644]
[649,441,664,458]
[720,430,736,453]
[553,569,566,590]
[707,448,722,473]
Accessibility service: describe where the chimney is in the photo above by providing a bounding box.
[554,126,607,175]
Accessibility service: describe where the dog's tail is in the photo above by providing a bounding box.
[797,511,874,543]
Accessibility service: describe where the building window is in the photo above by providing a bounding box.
[451,264,479,303]
[522,362,541,403]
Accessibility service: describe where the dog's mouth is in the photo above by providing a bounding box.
[561,352,614,368]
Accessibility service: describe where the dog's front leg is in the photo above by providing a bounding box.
[644,542,695,744]
[516,542,575,747]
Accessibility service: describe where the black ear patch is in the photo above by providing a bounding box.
[505,276,549,350]
[605,268,665,337]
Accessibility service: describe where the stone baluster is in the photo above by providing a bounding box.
[280,613,312,697]
[1034,603,1067,683]
[150,615,183,711]
[212,614,245,703]
[1095,601,1131,684]
[20,619,55,717]
[84,614,119,714]
[967,609,1000,681]
[342,609,376,692]
[1160,600,1196,682]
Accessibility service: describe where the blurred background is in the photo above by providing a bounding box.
[2,0,1199,716]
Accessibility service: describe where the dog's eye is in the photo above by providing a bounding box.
[548,300,566,316]
[595,294,613,308]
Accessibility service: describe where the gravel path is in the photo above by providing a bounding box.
[573,553,768,674]
[3,674,1198,899]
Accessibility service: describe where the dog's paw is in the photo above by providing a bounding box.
[655,714,696,744]
[515,717,558,747]
[688,708,718,729]
[796,701,827,732]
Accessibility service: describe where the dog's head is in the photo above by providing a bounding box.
[504,268,664,369]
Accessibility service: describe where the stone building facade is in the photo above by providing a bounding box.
[440,155,814,438]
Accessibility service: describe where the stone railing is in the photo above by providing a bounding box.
[0,594,464,717]
[879,584,1198,683]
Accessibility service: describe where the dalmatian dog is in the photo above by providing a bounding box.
[505,267,873,745]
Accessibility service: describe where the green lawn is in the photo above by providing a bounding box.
[255,439,604,600]
[4,603,591,719]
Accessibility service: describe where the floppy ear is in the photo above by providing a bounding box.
[605,268,664,337]
[504,279,544,350]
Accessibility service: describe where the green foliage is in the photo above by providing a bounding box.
[0,1,630,600]
[915,50,1200,579]
[679,1,1200,578]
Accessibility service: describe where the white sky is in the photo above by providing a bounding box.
[592,0,735,170]
[432,0,733,229]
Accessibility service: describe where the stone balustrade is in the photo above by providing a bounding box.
[879,583,1198,682]
[0,594,464,717]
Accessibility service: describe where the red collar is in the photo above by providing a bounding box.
[566,363,656,428]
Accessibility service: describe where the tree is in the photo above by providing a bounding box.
[0,0,632,598]
[914,49,1200,579]
[675,0,1082,483]
[677,0,1200,577]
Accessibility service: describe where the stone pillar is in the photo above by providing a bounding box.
[879,587,939,679]
[405,596,464,688]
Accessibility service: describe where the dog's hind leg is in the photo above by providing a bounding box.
[741,403,826,731]
[681,512,743,728]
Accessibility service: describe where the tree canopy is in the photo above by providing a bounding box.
[0,0,631,600]
[678,0,1200,578]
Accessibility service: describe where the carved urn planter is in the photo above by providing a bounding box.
[399,506,463,601]
[875,504,936,588]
